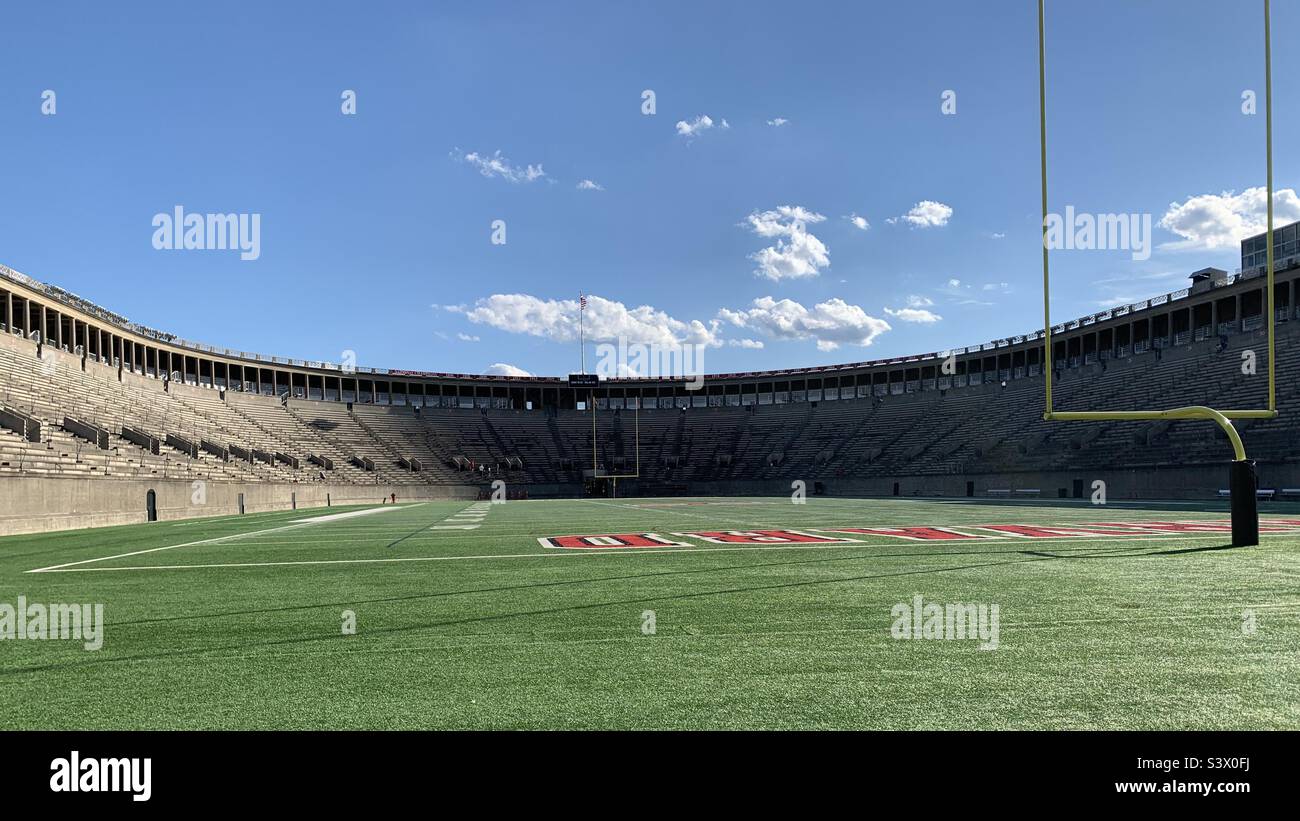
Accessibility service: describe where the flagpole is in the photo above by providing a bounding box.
[579,293,585,374]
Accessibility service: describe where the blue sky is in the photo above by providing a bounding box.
[1,0,1295,377]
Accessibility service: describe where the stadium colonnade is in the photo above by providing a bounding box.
[2,224,1300,535]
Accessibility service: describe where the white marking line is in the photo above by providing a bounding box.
[290,505,413,524]
[27,531,1281,574]
[429,502,491,531]
[68,515,1299,550]
[25,504,412,574]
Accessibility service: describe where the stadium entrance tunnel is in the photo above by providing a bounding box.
[146,489,157,522]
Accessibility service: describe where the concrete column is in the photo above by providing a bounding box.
[3,290,11,333]
[38,302,47,344]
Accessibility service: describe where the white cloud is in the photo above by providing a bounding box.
[728,338,765,349]
[937,279,993,305]
[891,200,953,228]
[577,179,604,191]
[1094,270,1187,307]
[452,148,546,183]
[846,213,870,231]
[457,332,480,342]
[884,306,942,323]
[767,117,789,127]
[1158,186,1300,250]
[675,114,729,138]
[462,293,722,349]
[745,205,826,237]
[982,282,1010,292]
[990,231,1006,239]
[719,296,890,351]
[742,206,831,280]
[905,295,934,308]
[484,363,533,377]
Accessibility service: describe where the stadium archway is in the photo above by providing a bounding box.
[146,489,157,522]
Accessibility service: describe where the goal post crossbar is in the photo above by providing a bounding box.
[589,390,640,480]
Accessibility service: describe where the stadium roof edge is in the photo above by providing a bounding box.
[1,255,1296,384]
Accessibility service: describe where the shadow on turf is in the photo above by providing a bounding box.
[1020,542,1241,559]
[5,539,1240,677]
[1,549,1084,677]
[89,542,1157,630]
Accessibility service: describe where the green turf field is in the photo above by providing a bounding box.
[1,496,1298,729]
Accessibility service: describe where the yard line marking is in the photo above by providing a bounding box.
[25,504,407,573]
[290,505,417,524]
[26,531,1284,573]
[54,513,1292,549]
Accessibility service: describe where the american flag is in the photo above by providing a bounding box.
[579,294,588,310]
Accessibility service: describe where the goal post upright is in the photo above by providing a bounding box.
[1035,0,1278,546]
[589,388,641,492]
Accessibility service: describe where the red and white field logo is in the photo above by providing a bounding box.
[824,526,990,541]
[539,533,692,550]
[677,530,860,545]
[538,519,1300,551]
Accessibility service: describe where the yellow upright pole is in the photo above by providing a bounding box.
[1265,0,1276,412]
[1038,0,1053,417]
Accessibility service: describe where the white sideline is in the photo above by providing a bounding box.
[290,506,409,524]
[25,531,1288,574]
[26,504,415,574]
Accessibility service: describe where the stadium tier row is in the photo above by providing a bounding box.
[2,243,1300,531]
[2,288,1298,493]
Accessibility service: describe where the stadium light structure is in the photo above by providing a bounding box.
[1036,0,1279,547]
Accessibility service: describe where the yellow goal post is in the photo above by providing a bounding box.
[1036,0,1280,545]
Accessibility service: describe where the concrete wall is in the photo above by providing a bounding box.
[3,463,1293,538]
[0,476,480,537]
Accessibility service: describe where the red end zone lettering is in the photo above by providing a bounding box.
[678,530,860,545]
[977,524,1167,538]
[1095,520,1300,534]
[822,526,989,541]
[539,533,693,550]
[1086,521,1234,533]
